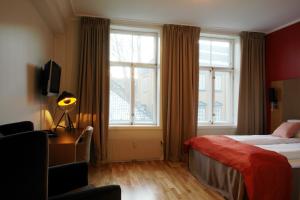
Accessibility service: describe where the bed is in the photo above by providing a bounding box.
[187,135,300,200]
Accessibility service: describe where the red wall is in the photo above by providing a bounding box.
[266,22,300,131]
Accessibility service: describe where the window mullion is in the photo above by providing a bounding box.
[130,64,135,125]
[231,71,234,124]
[211,67,215,124]
[209,40,212,66]
[154,67,158,124]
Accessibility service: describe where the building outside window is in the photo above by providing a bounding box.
[214,101,223,121]
[198,34,238,125]
[215,74,222,91]
[109,28,159,125]
[198,101,207,121]
[199,72,206,91]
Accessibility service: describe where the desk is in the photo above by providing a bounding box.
[48,128,83,166]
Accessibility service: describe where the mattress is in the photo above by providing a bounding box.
[227,134,300,145]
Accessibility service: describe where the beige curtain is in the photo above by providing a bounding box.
[162,24,200,161]
[237,32,266,135]
[77,17,110,164]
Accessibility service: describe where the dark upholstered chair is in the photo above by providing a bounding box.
[0,123,121,200]
[0,121,34,136]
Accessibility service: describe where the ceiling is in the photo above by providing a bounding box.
[67,0,300,33]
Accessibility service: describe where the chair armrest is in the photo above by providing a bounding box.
[48,162,88,196]
[49,185,121,200]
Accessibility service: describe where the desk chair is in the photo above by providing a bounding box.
[75,126,93,162]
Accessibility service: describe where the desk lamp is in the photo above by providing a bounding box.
[55,91,77,130]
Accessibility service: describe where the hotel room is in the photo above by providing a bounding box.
[0,0,300,199]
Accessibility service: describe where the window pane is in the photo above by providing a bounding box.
[211,41,231,67]
[198,70,211,123]
[199,39,211,66]
[199,71,207,90]
[109,66,131,124]
[110,33,132,62]
[133,35,156,64]
[213,71,232,123]
[134,67,156,124]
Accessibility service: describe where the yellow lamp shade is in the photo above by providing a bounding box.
[57,91,77,107]
[58,97,77,107]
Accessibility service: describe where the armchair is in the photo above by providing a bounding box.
[0,130,121,200]
[0,121,34,136]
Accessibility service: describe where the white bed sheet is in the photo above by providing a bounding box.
[227,134,300,145]
[256,143,300,160]
[226,135,300,167]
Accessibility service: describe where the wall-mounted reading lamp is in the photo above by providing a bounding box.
[55,91,77,130]
[269,88,278,111]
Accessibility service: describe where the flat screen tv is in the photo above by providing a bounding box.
[41,60,61,96]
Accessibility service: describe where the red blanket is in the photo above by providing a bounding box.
[184,135,292,200]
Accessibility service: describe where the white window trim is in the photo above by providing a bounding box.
[109,27,160,127]
[200,36,234,68]
[198,34,240,127]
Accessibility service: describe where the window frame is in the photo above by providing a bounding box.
[198,35,236,126]
[109,28,160,126]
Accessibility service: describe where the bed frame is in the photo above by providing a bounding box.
[189,149,300,200]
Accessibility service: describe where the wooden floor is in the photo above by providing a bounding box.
[89,161,224,200]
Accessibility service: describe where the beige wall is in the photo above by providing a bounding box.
[51,19,80,126]
[270,79,300,132]
[54,20,80,95]
[0,0,54,129]
[108,127,163,161]
[55,19,238,162]
[197,126,236,135]
[54,19,164,161]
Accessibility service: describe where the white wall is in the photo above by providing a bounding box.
[0,0,54,129]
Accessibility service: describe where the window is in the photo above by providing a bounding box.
[198,101,207,121]
[198,35,237,125]
[109,28,159,125]
[199,72,206,91]
[214,101,223,121]
[215,74,222,91]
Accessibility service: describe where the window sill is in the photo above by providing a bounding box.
[198,124,237,129]
[109,125,162,130]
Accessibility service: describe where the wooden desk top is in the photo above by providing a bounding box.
[48,128,83,145]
